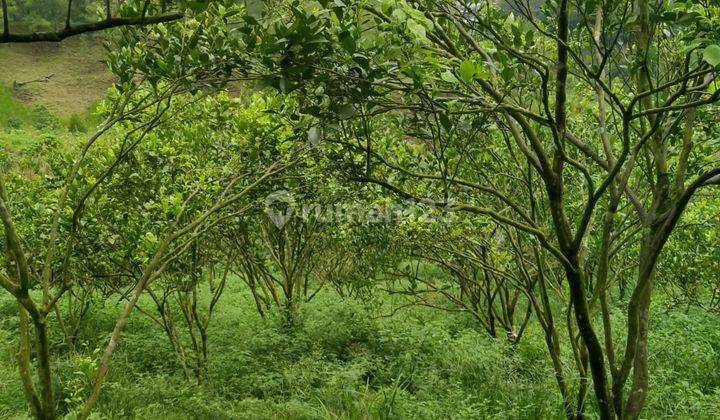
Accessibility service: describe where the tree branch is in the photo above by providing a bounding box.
[0,12,183,43]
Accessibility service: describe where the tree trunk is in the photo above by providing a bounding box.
[17,305,42,418]
[621,230,659,419]
[33,316,56,420]
[566,267,613,420]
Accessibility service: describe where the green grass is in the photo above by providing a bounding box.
[1,281,719,419]
[0,85,33,129]
[0,83,99,157]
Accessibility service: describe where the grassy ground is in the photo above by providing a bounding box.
[0,84,96,164]
[0,49,104,161]
[0,35,113,118]
[0,280,719,419]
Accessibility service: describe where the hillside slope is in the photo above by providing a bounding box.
[0,35,114,117]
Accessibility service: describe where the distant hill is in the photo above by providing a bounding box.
[0,35,114,118]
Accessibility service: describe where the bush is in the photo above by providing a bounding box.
[30,133,61,150]
[29,104,61,130]
[67,114,87,133]
[5,116,22,130]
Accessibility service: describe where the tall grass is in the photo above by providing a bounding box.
[2,280,718,419]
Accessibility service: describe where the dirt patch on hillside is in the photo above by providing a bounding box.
[0,35,115,117]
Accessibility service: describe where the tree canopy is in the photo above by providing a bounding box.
[1,1,719,419]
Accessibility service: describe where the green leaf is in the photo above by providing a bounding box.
[144,232,158,245]
[407,19,427,42]
[308,126,323,145]
[440,70,459,84]
[392,9,407,23]
[336,103,356,120]
[339,31,356,53]
[703,45,720,67]
[458,59,476,83]
[501,66,515,83]
[279,77,288,93]
[439,113,452,132]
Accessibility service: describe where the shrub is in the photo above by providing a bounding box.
[29,104,61,130]
[67,114,87,133]
[5,116,22,130]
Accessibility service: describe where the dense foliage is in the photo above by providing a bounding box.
[1,1,719,419]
